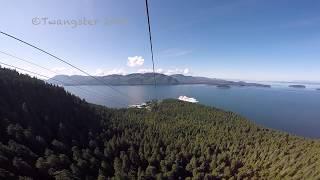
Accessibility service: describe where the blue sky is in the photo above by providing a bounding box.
[0,0,320,81]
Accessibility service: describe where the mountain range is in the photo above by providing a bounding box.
[48,73,271,87]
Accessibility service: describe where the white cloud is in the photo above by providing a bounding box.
[156,68,164,73]
[94,68,126,76]
[164,68,191,75]
[137,68,190,75]
[137,68,163,74]
[183,68,190,74]
[127,56,144,67]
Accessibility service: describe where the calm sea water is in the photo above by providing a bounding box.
[64,84,320,138]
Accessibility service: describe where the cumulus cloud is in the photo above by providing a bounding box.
[164,68,190,75]
[127,56,144,67]
[183,68,190,74]
[137,68,163,74]
[137,68,190,75]
[157,68,164,73]
[94,68,126,76]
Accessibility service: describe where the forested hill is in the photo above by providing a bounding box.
[1,67,320,179]
[49,73,270,87]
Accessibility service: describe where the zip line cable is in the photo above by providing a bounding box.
[0,61,66,84]
[145,0,157,88]
[0,60,127,107]
[0,31,131,100]
[0,50,60,75]
[0,50,125,106]
[0,62,56,83]
[0,62,127,107]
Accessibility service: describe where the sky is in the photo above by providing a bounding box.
[0,0,320,81]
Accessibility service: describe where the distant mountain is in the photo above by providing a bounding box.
[289,85,306,88]
[286,81,320,85]
[49,73,178,85]
[49,73,271,87]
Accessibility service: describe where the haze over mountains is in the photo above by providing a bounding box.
[49,73,271,87]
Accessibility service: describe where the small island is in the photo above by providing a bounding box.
[316,88,320,91]
[289,85,306,88]
[216,84,231,89]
